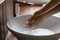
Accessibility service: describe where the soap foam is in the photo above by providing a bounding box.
[21,28,55,36]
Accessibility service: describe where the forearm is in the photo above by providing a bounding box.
[34,1,60,20]
[30,4,60,26]
[37,4,60,22]
[32,0,60,19]
[28,0,60,27]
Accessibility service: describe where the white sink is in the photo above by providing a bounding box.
[7,15,60,40]
[17,0,51,4]
[0,0,4,4]
[53,12,60,18]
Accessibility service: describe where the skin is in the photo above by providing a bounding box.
[28,0,60,28]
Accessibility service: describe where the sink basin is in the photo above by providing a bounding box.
[7,15,60,40]
[0,0,4,4]
[17,0,51,4]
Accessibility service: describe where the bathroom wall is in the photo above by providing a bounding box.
[0,0,14,40]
